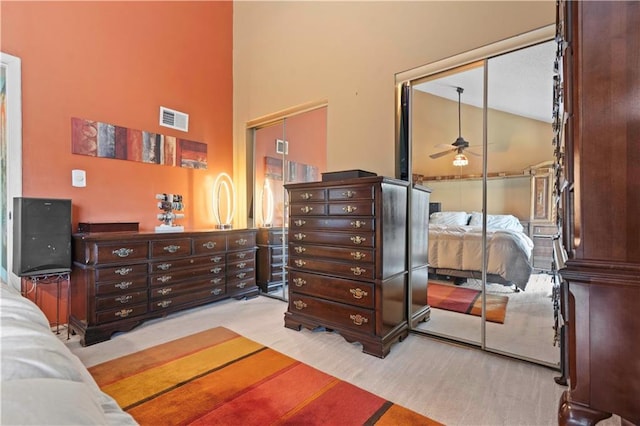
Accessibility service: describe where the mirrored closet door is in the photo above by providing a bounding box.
[397,26,560,368]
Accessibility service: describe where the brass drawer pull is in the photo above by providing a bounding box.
[157,275,172,283]
[351,251,366,260]
[294,219,306,227]
[211,256,223,263]
[350,288,368,299]
[157,300,172,308]
[293,300,307,310]
[115,295,133,304]
[115,267,132,276]
[158,287,172,296]
[350,220,367,229]
[343,205,357,213]
[236,238,248,246]
[294,246,306,254]
[300,192,313,200]
[236,282,247,289]
[294,233,306,241]
[294,259,307,267]
[157,263,172,271]
[112,248,133,258]
[164,245,180,253]
[350,236,366,245]
[114,281,132,290]
[237,272,247,279]
[293,277,306,287]
[342,190,355,198]
[211,278,222,284]
[236,262,247,269]
[212,288,223,295]
[115,308,133,318]
[300,206,313,214]
[350,314,369,326]
[350,267,366,276]
[211,267,223,274]
[237,252,247,259]
[203,241,217,249]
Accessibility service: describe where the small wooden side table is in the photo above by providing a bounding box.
[22,271,71,337]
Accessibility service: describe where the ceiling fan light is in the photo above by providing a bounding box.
[453,153,469,167]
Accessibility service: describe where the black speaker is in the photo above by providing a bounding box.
[12,197,72,277]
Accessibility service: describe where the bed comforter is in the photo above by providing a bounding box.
[428,224,534,291]
[0,281,137,425]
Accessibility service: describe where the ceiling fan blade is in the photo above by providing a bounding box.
[434,143,454,149]
[465,149,482,157]
[429,148,455,159]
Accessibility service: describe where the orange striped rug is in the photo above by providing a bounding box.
[89,327,442,425]
[428,282,509,324]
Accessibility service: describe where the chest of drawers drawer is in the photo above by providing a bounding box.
[96,276,148,296]
[328,185,374,201]
[149,264,222,286]
[290,203,328,216]
[151,278,226,299]
[150,286,225,312]
[96,290,148,311]
[289,271,374,309]
[290,217,375,231]
[89,242,149,264]
[290,256,374,280]
[290,243,374,263]
[288,294,375,334]
[289,188,327,202]
[94,263,148,281]
[149,254,224,273]
[228,233,256,251]
[96,304,148,324]
[193,235,227,254]
[151,238,192,258]
[290,231,374,248]
[327,201,374,216]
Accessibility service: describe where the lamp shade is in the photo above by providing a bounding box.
[453,153,469,167]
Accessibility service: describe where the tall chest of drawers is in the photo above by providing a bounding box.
[69,229,257,346]
[284,176,409,358]
[256,227,288,293]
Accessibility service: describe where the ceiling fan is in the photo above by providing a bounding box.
[429,87,482,164]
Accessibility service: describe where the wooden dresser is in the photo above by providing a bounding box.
[283,176,409,358]
[69,229,257,346]
[256,227,288,293]
[410,184,431,327]
[530,222,556,273]
[558,1,640,424]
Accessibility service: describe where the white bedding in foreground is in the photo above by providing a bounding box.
[428,224,534,290]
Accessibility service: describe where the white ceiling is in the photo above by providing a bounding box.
[414,40,555,123]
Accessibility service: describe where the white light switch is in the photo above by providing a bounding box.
[72,169,86,187]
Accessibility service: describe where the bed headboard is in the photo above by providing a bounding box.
[429,202,441,216]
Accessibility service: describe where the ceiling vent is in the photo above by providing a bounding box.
[159,106,189,132]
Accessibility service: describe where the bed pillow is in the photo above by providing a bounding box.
[468,212,524,232]
[429,211,469,226]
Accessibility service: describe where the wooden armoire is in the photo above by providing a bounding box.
[558,1,640,425]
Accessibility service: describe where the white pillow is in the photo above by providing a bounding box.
[468,212,524,232]
[429,211,469,226]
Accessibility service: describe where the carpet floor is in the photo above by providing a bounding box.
[427,282,509,324]
[89,326,442,425]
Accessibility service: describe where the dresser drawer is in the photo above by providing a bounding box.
[227,268,255,283]
[149,254,224,273]
[192,234,227,254]
[289,188,326,202]
[228,233,256,251]
[92,242,149,264]
[290,217,375,231]
[289,271,374,309]
[96,304,147,324]
[328,201,374,216]
[227,258,255,273]
[227,249,255,263]
[290,203,328,216]
[96,276,148,296]
[96,290,148,311]
[290,256,374,280]
[289,231,374,248]
[151,279,226,299]
[328,185,374,201]
[149,264,223,286]
[257,230,288,245]
[150,238,192,258]
[150,287,224,312]
[290,243,374,263]
[288,294,375,334]
[227,276,257,298]
[94,263,148,282]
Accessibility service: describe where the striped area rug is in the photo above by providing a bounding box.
[89,327,442,425]
[428,282,509,324]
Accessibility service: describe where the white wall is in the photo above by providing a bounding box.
[233,1,555,222]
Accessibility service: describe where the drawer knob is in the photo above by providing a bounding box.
[350,220,366,229]
[237,272,247,279]
[294,219,306,227]
[212,288,223,295]
[115,295,133,304]
[350,288,368,299]
[158,287,172,296]
[112,248,134,258]
[350,267,366,276]
[294,233,306,241]
[342,190,355,198]
[236,238,248,246]
[157,300,172,308]
[300,192,313,200]
[237,282,247,289]
[350,236,366,245]
[211,278,222,284]
[211,256,223,263]
[294,246,306,254]
[157,275,172,283]
[300,206,313,214]
[293,277,306,287]
[237,252,247,259]
[293,300,307,310]
[294,259,307,267]
[236,262,247,269]
[350,251,366,260]
[115,267,133,276]
[115,308,133,318]
[350,314,369,326]
[343,205,357,213]
[211,267,223,274]
[157,263,172,271]
[164,245,180,253]
[203,241,217,249]
[114,281,132,290]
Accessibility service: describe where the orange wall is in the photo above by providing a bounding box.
[1,1,233,232]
